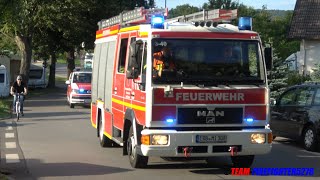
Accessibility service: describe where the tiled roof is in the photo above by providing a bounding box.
[288,0,320,40]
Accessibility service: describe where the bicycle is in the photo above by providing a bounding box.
[14,93,24,121]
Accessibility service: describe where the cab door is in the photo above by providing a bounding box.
[112,33,129,130]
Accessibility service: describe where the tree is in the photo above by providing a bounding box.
[207,0,239,9]
[0,0,45,84]
[168,4,200,19]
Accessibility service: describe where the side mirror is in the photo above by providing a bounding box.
[264,47,273,71]
[270,98,276,106]
[126,40,143,79]
[65,80,70,85]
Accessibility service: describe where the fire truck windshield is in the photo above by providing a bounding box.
[152,39,265,86]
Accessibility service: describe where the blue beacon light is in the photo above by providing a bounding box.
[238,17,252,31]
[165,118,175,123]
[245,118,254,123]
[79,89,85,93]
[151,15,165,29]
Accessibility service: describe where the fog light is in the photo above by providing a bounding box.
[151,135,168,145]
[251,133,265,144]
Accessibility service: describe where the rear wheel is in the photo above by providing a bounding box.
[127,126,148,168]
[98,116,113,147]
[231,155,255,168]
[302,125,318,151]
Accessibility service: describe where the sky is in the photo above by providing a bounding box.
[155,0,297,10]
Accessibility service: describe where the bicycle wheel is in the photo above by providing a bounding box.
[16,102,20,121]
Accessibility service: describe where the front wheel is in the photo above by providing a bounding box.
[231,155,255,168]
[16,103,20,121]
[127,126,148,168]
[302,126,318,151]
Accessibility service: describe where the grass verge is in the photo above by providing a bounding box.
[0,97,11,119]
[57,58,81,66]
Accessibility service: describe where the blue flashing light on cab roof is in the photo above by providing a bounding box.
[151,15,165,29]
[238,17,252,31]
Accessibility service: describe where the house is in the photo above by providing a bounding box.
[288,0,320,75]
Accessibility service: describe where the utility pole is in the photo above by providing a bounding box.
[165,0,166,8]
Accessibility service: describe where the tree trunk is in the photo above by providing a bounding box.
[66,50,75,79]
[15,35,32,86]
[48,52,56,88]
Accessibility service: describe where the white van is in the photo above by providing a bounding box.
[0,65,10,97]
[28,64,47,88]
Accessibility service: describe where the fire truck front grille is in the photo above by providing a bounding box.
[177,146,208,153]
[212,145,242,153]
[177,107,243,124]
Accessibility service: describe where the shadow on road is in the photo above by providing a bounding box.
[4,159,133,179]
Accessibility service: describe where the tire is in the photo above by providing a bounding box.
[231,155,255,168]
[16,103,20,121]
[127,126,148,168]
[70,103,75,108]
[302,125,318,151]
[98,116,113,147]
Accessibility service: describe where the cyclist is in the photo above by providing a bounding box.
[10,75,28,116]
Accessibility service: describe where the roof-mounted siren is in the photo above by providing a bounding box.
[238,17,252,30]
[151,14,165,29]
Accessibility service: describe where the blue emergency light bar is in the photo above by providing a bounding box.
[151,15,165,29]
[238,17,252,31]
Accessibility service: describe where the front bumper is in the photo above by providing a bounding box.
[70,94,91,104]
[139,129,272,157]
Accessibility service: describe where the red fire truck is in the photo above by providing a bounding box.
[91,7,273,168]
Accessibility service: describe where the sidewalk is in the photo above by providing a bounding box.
[0,80,66,180]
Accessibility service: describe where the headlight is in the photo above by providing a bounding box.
[72,89,79,93]
[151,135,168,145]
[251,133,266,144]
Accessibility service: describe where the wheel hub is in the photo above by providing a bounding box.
[127,136,136,159]
[304,129,314,148]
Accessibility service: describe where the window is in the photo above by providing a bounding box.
[313,88,320,105]
[29,70,43,79]
[0,74,4,83]
[296,87,314,106]
[118,38,129,73]
[73,73,92,83]
[279,89,297,105]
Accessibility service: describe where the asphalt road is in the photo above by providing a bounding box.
[0,63,319,179]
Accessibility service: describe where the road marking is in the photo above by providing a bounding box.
[5,154,20,163]
[297,155,320,158]
[5,133,14,138]
[5,142,17,149]
[6,126,13,130]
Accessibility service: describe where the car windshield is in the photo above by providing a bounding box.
[29,69,43,79]
[152,39,265,85]
[73,73,92,83]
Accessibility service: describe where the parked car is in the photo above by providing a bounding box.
[65,70,92,108]
[28,64,47,88]
[270,83,320,151]
[84,53,93,69]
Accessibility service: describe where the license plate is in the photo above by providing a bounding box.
[196,135,227,143]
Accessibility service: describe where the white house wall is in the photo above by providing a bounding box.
[299,40,320,74]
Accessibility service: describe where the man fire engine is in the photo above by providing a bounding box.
[91,7,273,168]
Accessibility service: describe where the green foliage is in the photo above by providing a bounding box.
[168,4,200,18]
[207,0,239,9]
